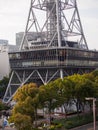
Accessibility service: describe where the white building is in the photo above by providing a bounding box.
[0,41,10,79]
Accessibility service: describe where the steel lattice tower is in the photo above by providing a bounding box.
[3,0,98,103]
[20,0,88,50]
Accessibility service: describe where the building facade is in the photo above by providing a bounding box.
[0,40,9,79]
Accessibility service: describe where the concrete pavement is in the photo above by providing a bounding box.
[4,122,98,130]
[2,122,98,130]
[0,127,16,130]
[0,119,98,130]
[70,121,98,130]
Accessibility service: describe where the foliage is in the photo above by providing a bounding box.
[67,73,96,99]
[0,76,9,87]
[0,76,9,98]
[66,73,96,113]
[92,70,98,77]
[54,113,93,129]
[40,123,63,130]
[10,70,98,129]
[39,81,63,123]
[0,101,9,111]
[12,101,34,117]
[53,78,75,116]
[9,113,32,130]
[10,83,39,129]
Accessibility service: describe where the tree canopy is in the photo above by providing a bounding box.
[9,70,98,129]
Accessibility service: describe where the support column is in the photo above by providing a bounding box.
[56,0,61,47]
[60,69,63,79]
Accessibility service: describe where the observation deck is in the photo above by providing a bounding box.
[9,41,98,70]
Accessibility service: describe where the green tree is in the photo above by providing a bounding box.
[53,78,75,117]
[91,70,98,97]
[39,81,61,124]
[0,101,9,111]
[92,70,98,77]
[0,76,9,98]
[67,74,96,113]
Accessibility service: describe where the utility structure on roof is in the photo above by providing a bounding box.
[3,0,98,103]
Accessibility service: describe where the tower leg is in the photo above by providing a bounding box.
[60,69,63,80]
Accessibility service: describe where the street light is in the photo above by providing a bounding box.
[85,97,96,130]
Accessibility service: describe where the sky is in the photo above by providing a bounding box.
[0,0,98,50]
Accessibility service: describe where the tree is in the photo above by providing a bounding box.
[9,113,32,130]
[0,76,9,98]
[92,70,98,77]
[39,81,61,124]
[53,78,75,117]
[10,83,39,129]
[67,74,96,113]
[90,70,98,97]
[0,101,9,110]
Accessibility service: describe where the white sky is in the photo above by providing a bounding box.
[0,0,98,50]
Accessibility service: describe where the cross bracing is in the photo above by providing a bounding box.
[20,0,88,50]
[3,67,94,103]
[3,0,96,103]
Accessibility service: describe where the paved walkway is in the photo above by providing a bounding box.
[0,118,16,130]
[4,122,98,130]
[70,122,98,130]
[0,127,16,130]
[5,127,16,130]
[0,118,98,130]
[1,122,98,130]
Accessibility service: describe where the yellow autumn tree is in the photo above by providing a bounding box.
[9,83,39,130]
[9,113,32,130]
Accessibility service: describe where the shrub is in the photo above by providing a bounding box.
[49,125,55,130]
[56,123,62,128]
[65,121,73,128]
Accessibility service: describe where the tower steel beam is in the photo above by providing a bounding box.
[3,0,97,103]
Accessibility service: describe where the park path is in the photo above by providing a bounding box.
[0,126,16,130]
[2,122,98,130]
[0,116,98,130]
[4,122,98,130]
[5,127,16,130]
[70,121,98,130]
[0,119,16,130]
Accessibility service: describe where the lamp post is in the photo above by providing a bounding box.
[85,97,96,130]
